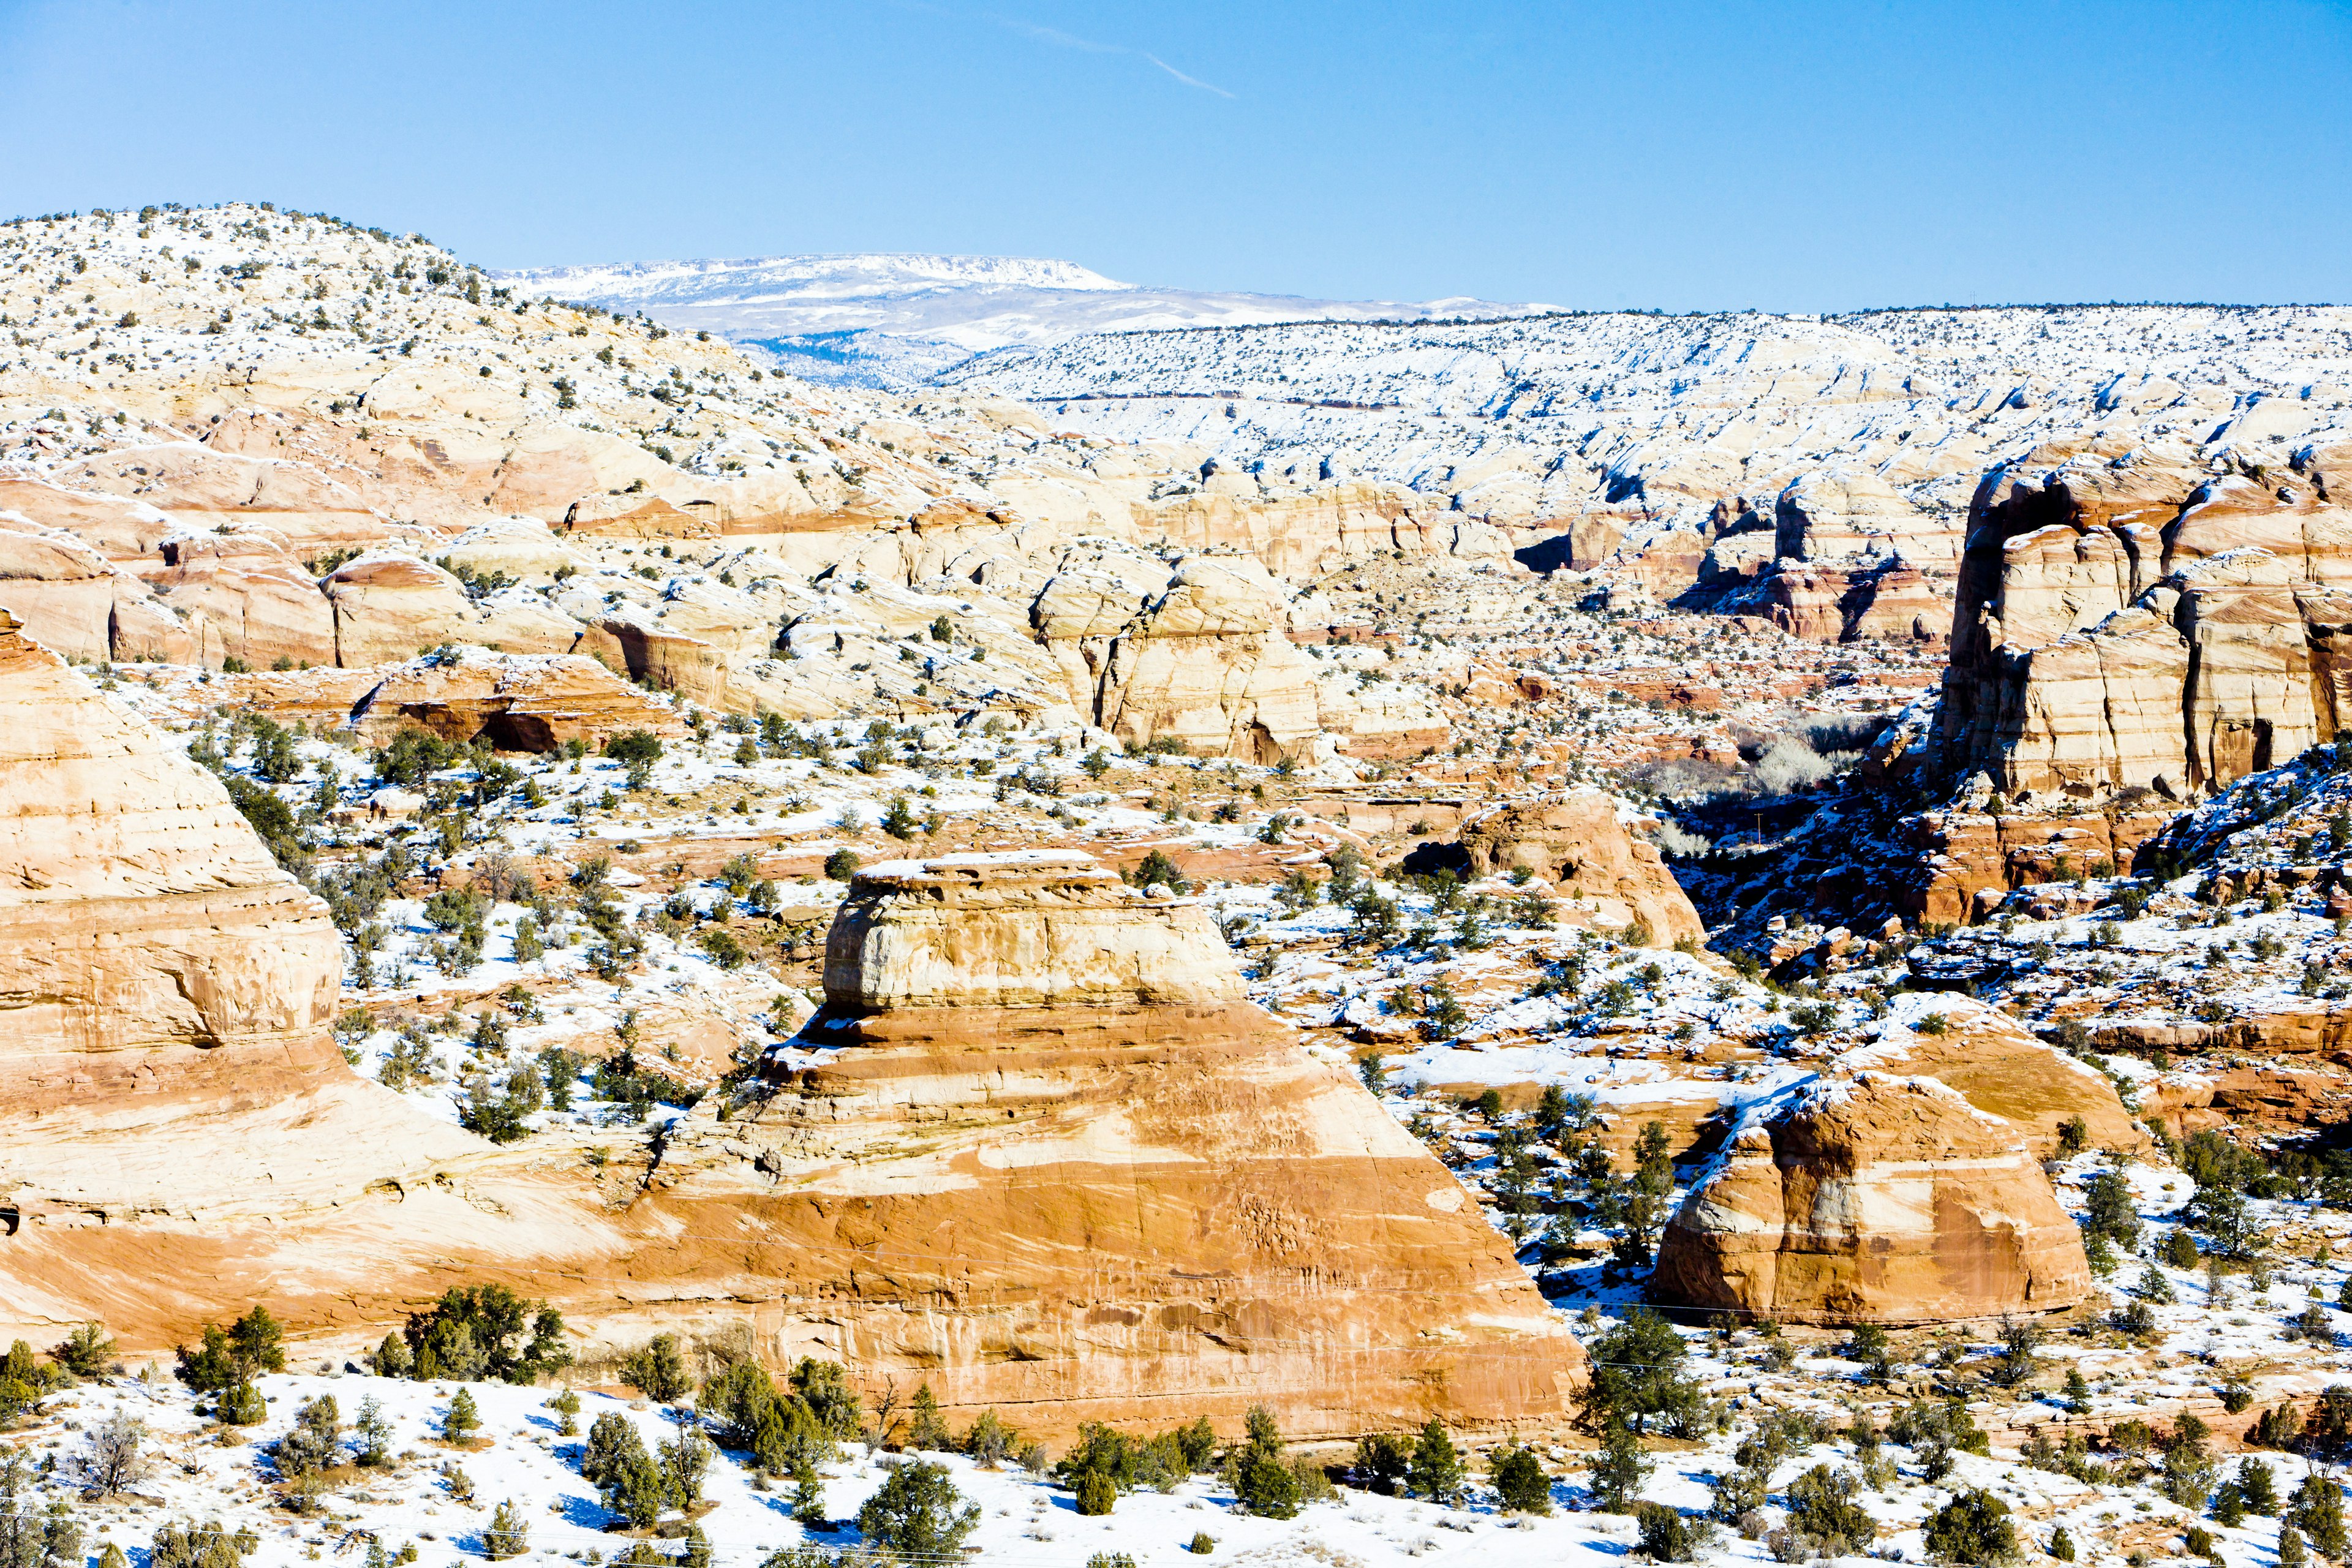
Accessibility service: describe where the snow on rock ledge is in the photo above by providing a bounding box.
[1650,1066,2093,1325]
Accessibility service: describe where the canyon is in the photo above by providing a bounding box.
[7,200,2352,1568]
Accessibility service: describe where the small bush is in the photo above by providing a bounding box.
[1635,1502,1703,1561]
[858,1461,979,1557]
[1489,1444,1551,1513]
[1924,1488,2019,1565]
[484,1500,527,1561]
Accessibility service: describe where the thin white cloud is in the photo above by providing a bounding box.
[1142,51,1235,99]
[903,4,1235,97]
[984,13,1122,53]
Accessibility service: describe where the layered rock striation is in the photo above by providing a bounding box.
[1651,1042,2093,1325]
[669,851,1586,1436]
[1933,437,2352,799]
[0,609,345,1108]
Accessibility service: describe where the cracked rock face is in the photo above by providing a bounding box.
[1651,1069,2092,1325]
[1936,437,2352,800]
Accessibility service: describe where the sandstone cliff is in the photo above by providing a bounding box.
[1935,437,2352,799]
[0,609,482,1339]
[665,851,1587,1435]
[0,608,345,1106]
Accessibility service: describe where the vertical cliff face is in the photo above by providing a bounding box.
[674,851,1586,1439]
[1934,437,2352,799]
[0,608,346,1107]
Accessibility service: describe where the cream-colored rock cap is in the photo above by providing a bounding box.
[823,849,1246,1011]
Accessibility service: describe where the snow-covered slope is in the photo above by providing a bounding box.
[498,251,1544,388]
[940,304,2352,544]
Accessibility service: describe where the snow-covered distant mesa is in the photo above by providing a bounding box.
[495,250,1548,388]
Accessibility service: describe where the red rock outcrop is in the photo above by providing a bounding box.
[1651,1066,2093,1325]
[1454,791,1709,948]
[152,530,339,669]
[1082,554,1326,761]
[1,815,1583,1441]
[1893,805,2177,924]
[1836,1001,2147,1159]
[670,851,1588,1435]
[0,608,483,1319]
[323,553,582,668]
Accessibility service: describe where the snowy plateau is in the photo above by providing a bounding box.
[497,251,1543,389]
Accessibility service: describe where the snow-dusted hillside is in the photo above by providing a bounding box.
[497,251,1543,388]
[942,305,2352,542]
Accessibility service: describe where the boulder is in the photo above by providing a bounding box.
[1650,1068,2093,1325]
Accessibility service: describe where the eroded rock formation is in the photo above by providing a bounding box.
[1936,437,2352,799]
[0,609,344,1106]
[1650,1060,2092,1325]
[1453,791,1709,948]
[665,851,1587,1434]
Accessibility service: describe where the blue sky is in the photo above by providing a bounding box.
[2,0,2346,310]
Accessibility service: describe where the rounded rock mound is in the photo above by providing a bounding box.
[1649,1069,2091,1326]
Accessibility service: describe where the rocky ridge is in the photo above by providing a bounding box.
[950,305,2352,642]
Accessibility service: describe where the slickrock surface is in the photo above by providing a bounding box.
[0,610,483,1340]
[671,851,1586,1436]
[1650,1066,2093,1325]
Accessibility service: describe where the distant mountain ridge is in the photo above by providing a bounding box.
[495,251,1545,388]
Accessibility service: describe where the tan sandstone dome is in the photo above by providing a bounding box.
[1649,1066,2092,1325]
[1455,791,1709,949]
[0,610,480,1332]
